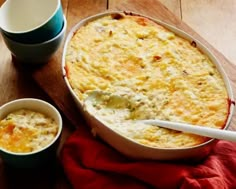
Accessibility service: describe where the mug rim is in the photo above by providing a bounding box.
[0,0,62,34]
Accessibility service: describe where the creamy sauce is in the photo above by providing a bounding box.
[0,109,58,153]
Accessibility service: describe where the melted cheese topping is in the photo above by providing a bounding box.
[65,13,229,148]
[0,109,58,153]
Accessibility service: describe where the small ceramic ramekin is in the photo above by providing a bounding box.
[0,98,62,168]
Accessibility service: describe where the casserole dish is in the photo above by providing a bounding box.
[62,11,235,161]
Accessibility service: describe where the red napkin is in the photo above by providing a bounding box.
[61,124,236,189]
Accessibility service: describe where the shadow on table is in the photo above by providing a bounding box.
[0,157,72,189]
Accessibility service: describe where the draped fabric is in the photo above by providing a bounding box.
[61,125,236,189]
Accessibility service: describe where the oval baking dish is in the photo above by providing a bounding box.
[62,11,235,161]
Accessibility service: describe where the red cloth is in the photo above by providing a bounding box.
[61,125,236,189]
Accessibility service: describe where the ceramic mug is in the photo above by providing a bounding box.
[1,15,67,64]
[0,0,64,44]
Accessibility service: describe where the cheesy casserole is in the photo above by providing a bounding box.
[0,109,58,153]
[65,13,229,148]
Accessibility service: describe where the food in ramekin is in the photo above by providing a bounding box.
[0,109,58,153]
[64,12,231,149]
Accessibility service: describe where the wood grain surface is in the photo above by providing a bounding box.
[182,0,236,65]
[0,0,235,188]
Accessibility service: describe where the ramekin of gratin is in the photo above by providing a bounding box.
[62,11,235,161]
[0,98,62,168]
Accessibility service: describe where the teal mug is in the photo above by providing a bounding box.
[0,0,64,44]
[1,15,67,64]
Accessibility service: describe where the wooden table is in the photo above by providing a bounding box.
[0,0,235,188]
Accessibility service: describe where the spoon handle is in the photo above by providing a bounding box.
[141,119,236,142]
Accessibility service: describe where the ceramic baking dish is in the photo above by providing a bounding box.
[62,11,235,161]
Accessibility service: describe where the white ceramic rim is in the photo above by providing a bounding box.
[0,98,63,156]
[62,11,235,151]
[0,0,61,33]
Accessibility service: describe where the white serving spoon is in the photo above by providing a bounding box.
[84,91,236,142]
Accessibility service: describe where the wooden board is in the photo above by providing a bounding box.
[32,0,236,130]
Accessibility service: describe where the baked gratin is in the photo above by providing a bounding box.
[65,13,230,148]
[0,109,58,153]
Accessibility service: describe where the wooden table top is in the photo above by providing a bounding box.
[0,0,235,188]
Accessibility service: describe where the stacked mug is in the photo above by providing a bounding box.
[0,0,66,64]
